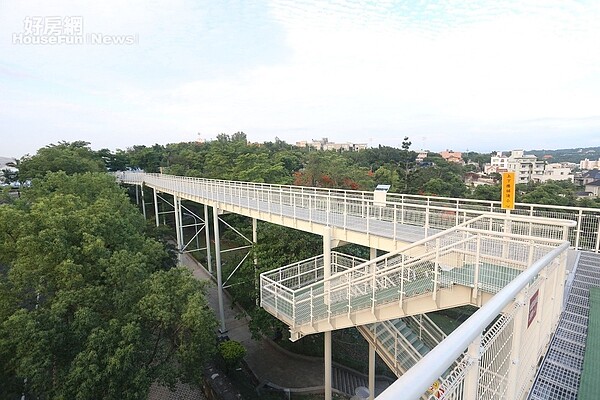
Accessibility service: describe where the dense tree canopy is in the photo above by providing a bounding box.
[18,141,105,180]
[0,171,216,399]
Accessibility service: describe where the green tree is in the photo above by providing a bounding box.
[18,141,105,180]
[470,184,502,201]
[0,171,216,399]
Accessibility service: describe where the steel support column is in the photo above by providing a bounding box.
[253,218,258,305]
[213,206,227,333]
[173,195,183,264]
[204,204,213,274]
[153,187,159,227]
[324,227,332,400]
[141,183,147,220]
[369,246,377,400]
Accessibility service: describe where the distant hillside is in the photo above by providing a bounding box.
[526,147,600,164]
[0,157,16,167]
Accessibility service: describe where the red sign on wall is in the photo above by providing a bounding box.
[528,289,539,328]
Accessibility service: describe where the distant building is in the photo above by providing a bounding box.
[416,151,429,163]
[579,170,600,186]
[580,158,600,170]
[439,150,464,164]
[464,172,495,187]
[295,138,367,152]
[537,163,574,183]
[584,180,600,197]
[484,150,575,183]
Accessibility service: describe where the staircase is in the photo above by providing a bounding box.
[332,365,369,396]
[358,314,446,377]
[261,214,563,340]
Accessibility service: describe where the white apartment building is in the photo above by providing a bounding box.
[580,158,600,170]
[506,150,546,183]
[537,163,574,183]
[485,150,572,183]
[296,138,367,152]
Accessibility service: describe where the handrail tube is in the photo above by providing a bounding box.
[375,241,570,400]
[121,173,582,227]
[124,172,600,215]
[262,215,570,298]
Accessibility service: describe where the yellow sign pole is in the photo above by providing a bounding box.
[501,172,516,210]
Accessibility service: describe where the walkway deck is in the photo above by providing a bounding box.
[528,252,600,400]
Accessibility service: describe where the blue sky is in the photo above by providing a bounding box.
[1,0,600,158]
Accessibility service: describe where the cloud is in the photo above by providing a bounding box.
[1,0,600,156]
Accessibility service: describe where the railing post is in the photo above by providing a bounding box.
[393,204,398,241]
[424,199,430,237]
[366,203,370,236]
[433,238,440,301]
[472,236,481,300]
[327,195,330,226]
[463,334,483,399]
[595,221,600,253]
[343,194,347,230]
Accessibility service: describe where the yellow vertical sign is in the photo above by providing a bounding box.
[502,172,515,210]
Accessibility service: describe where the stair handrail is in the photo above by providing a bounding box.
[376,240,571,400]
[404,314,446,350]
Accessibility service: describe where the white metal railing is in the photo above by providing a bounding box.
[376,241,570,400]
[260,214,575,332]
[359,321,424,376]
[118,172,600,252]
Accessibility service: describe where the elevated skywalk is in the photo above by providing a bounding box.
[120,171,497,252]
[261,214,573,339]
[116,171,590,399]
[119,171,600,254]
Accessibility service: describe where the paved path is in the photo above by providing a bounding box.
[182,253,392,395]
[183,252,326,388]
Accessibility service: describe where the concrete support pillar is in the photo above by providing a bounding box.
[204,204,213,274]
[213,206,226,333]
[369,246,377,400]
[135,183,139,205]
[153,188,160,227]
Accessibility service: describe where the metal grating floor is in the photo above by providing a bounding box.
[528,251,600,400]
